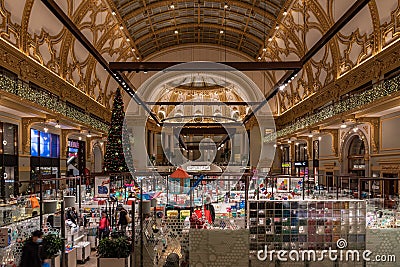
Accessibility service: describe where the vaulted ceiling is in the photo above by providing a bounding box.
[110,0,290,59]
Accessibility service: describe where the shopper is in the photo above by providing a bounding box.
[117,204,130,233]
[204,196,215,224]
[98,211,110,239]
[66,207,78,225]
[19,230,44,267]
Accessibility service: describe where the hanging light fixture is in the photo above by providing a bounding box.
[340,120,347,128]
[43,127,48,133]
[55,120,61,128]
[87,131,92,138]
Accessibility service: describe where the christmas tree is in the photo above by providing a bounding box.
[104,88,134,173]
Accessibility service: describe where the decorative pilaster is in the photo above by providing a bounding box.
[358,117,380,154]
[21,117,45,154]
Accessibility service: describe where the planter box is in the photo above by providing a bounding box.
[97,256,131,267]
[43,254,61,267]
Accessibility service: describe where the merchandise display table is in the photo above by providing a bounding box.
[65,247,77,267]
[76,241,91,263]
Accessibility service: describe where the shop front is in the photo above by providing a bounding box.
[67,139,86,176]
[0,122,18,198]
[30,128,60,182]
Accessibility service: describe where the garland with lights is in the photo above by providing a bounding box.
[265,73,400,142]
[104,88,134,173]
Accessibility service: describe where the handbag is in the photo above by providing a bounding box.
[125,213,132,223]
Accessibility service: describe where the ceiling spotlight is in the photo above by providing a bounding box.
[308,133,313,138]
[78,136,82,141]
[143,71,148,74]
[55,120,61,128]
[126,38,130,42]
[119,26,124,30]
[287,140,292,144]
[262,48,267,52]
[340,121,347,128]
[224,3,229,9]
[275,25,280,30]
[111,11,116,16]
[258,56,262,60]
[268,37,273,42]
[283,10,288,16]
[174,30,179,34]
[136,57,140,60]
[318,136,322,141]
[43,127,48,133]
[170,3,175,9]
[220,30,224,34]
[279,85,285,91]
[87,131,92,138]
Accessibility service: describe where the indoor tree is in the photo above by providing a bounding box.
[104,88,134,173]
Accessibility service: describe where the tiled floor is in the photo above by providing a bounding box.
[80,251,97,267]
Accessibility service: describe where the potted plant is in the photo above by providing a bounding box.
[97,236,131,267]
[42,234,63,267]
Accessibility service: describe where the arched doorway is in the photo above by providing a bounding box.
[347,136,366,177]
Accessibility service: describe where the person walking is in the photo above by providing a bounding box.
[20,230,44,267]
[117,204,130,233]
[204,196,215,224]
[98,211,110,239]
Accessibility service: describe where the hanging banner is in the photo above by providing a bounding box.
[95,176,110,197]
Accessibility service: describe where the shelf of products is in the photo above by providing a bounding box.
[248,200,366,252]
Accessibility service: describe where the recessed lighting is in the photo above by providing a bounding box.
[120,26,124,30]
[283,11,288,16]
[174,30,179,34]
[220,30,224,34]
[268,37,273,42]
[262,48,267,52]
[111,11,116,16]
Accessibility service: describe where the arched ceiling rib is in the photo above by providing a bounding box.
[111,0,289,59]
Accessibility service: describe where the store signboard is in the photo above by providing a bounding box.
[294,161,307,167]
[187,165,211,171]
[281,163,291,168]
[95,176,110,197]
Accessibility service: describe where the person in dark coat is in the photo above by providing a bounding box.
[117,204,129,233]
[20,230,44,267]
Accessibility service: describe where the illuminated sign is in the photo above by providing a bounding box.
[294,161,307,167]
[187,165,211,171]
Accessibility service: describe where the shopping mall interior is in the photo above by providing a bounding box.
[1,0,400,266]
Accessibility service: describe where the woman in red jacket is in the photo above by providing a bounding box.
[98,211,110,239]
